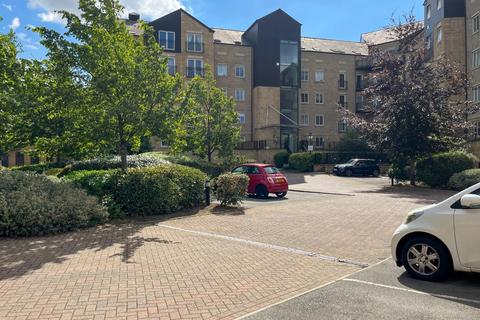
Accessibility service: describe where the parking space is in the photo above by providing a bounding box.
[245,259,480,320]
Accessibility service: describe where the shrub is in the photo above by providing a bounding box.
[388,164,410,182]
[171,157,227,178]
[12,162,65,174]
[289,153,314,172]
[0,171,108,237]
[215,173,249,206]
[417,151,478,188]
[59,153,171,176]
[274,150,290,168]
[112,165,207,216]
[448,169,480,191]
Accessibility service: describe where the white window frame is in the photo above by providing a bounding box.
[338,120,347,133]
[301,70,309,82]
[474,13,480,34]
[315,92,324,104]
[315,137,324,148]
[187,58,203,77]
[159,30,175,50]
[301,92,309,104]
[437,25,443,44]
[315,114,325,127]
[338,94,348,108]
[315,70,325,82]
[235,65,245,78]
[221,87,228,95]
[299,114,309,126]
[473,85,480,102]
[339,72,347,89]
[217,64,228,77]
[187,32,203,52]
[238,112,246,124]
[473,49,480,69]
[167,56,176,75]
[427,4,431,19]
[235,88,245,101]
[437,0,442,10]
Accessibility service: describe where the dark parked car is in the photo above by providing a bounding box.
[333,159,380,177]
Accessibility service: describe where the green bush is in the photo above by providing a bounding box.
[388,164,410,182]
[59,153,171,176]
[215,173,249,206]
[274,150,290,168]
[170,156,227,178]
[289,153,314,172]
[112,165,207,216]
[417,151,478,188]
[448,169,480,191]
[0,171,108,237]
[12,162,65,174]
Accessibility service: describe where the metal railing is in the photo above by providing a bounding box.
[185,67,205,78]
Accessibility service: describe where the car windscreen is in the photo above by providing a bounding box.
[264,166,280,174]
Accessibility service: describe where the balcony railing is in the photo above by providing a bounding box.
[338,101,348,108]
[186,67,204,78]
[186,41,204,53]
[338,80,348,90]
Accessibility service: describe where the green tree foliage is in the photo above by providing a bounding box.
[336,130,373,153]
[170,67,240,162]
[343,16,475,185]
[33,0,186,170]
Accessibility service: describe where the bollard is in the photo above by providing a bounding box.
[205,179,211,206]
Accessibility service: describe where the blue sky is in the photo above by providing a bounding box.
[1,0,424,60]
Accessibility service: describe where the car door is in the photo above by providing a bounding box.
[354,161,365,175]
[454,189,480,270]
[246,166,263,193]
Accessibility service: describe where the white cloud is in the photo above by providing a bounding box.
[17,32,29,42]
[9,17,20,30]
[27,0,186,24]
[25,44,39,50]
[2,3,12,11]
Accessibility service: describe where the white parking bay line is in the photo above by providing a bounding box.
[343,278,480,305]
[157,224,370,268]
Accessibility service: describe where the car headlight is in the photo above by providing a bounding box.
[404,210,424,224]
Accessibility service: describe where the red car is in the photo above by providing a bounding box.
[232,164,289,198]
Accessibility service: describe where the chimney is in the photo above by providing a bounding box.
[128,12,140,22]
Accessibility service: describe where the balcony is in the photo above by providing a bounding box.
[338,101,348,108]
[186,41,204,53]
[338,80,348,90]
[186,67,204,78]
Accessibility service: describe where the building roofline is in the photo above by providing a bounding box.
[150,8,214,33]
[243,8,302,36]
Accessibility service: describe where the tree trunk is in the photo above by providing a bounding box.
[409,159,417,187]
[207,150,212,163]
[120,142,128,172]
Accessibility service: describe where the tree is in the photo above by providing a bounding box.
[34,0,185,170]
[170,67,241,162]
[342,15,475,186]
[336,130,373,153]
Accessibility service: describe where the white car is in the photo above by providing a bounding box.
[392,182,480,281]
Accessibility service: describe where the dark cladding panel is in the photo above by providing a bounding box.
[243,10,301,88]
[445,0,466,18]
[149,10,181,53]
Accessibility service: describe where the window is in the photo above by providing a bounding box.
[187,33,203,52]
[437,0,442,10]
[238,113,246,124]
[473,85,480,102]
[437,25,443,44]
[186,59,203,77]
[339,73,347,89]
[167,57,176,75]
[235,88,245,101]
[338,95,347,108]
[301,92,309,104]
[475,121,480,139]
[159,31,175,50]
[217,64,228,77]
[235,65,245,78]
[221,87,228,95]
[280,40,299,87]
[426,35,432,50]
[315,137,324,148]
[299,114,309,126]
[474,49,480,69]
[474,14,480,34]
[338,120,347,133]
[426,5,431,19]
[315,115,325,126]
[301,70,309,82]
[315,93,324,104]
[315,70,325,82]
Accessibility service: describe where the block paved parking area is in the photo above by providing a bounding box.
[0,174,469,320]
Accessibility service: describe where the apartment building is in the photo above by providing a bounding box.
[141,8,370,156]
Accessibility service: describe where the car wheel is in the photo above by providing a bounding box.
[276,192,287,198]
[373,169,380,177]
[345,169,353,177]
[255,185,269,199]
[401,236,451,281]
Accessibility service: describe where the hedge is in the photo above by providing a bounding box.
[274,150,290,168]
[215,173,249,206]
[289,153,314,172]
[0,171,108,237]
[448,169,480,191]
[417,151,478,188]
[12,162,66,174]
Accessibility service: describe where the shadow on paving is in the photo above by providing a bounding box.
[356,185,456,204]
[0,207,205,281]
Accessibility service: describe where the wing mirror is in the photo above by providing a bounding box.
[460,194,480,208]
